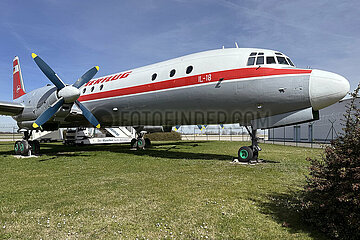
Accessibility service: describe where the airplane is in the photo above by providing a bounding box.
[0,47,350,161]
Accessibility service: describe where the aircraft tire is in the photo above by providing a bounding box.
[14,141,22,155]
[145,138,151,148]
[29,140,40,155]
[20,140,30,156]
[238,146,253,162]
[130,138,137,148]
[253,149,258,160]
[136,138,146,149]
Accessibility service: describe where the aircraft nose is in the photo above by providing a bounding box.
[309,69,350,110]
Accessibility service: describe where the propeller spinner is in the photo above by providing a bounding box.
[31,53,101,129]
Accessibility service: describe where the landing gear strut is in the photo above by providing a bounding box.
[130,131,151,150]
[238,126,261,162]
[14,130,40,156]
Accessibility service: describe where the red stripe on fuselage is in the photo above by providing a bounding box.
[78,67,312,102]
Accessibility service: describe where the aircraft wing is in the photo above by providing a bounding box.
[0,101,24,116]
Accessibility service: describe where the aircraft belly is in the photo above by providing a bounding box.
[82,74,311,126]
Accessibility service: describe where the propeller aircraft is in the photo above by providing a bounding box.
[0,47,350,161]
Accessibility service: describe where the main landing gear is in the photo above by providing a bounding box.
[14,130,40,156]
[130,131,151,150]
[238,126,261,162]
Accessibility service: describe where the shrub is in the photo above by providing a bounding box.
[302,86,360,239]
[145,131,181,141]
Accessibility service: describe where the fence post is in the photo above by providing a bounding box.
[284,127,285,146]
[194,127,195,141]
[219,127,220,141]
[273,128,275,144]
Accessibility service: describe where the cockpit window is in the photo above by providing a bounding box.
[256,56,264,65]
[250,52,257,56]
[258,52,264,55]
[266,56,276,64]
[276,56,288,65]
[275,52,282,55]
[286,57,295,66]
[247,57,255,66]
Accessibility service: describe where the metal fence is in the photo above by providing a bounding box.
[0,124,328,148]
[0,125,21,142]
[177,125,326,148]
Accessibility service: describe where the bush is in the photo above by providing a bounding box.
[302,87,360,239]
[145,131,181,141]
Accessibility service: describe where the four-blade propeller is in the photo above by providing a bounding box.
[31,53,101,129]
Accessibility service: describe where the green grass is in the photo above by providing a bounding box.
[0,141,326,239]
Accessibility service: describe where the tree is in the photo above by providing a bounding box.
[302,85,360,239]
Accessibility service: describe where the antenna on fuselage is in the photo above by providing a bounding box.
[235,42,239,48]
[222,46,225,49]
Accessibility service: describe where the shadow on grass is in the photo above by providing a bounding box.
[35,141,234,161]
[2,141,281,163]
[253,191,326,240]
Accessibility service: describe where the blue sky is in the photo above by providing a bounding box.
[1,0,360,126]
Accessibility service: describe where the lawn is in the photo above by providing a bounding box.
[0,141,326,239]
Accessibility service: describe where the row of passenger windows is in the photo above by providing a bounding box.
[247,52,294,66]
[83,84,103,94]
[151,65,193,81]
[82,65,195,94]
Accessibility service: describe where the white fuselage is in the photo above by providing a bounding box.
[15,48,350,129]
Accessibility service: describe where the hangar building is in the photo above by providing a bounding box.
[268,97,358,143]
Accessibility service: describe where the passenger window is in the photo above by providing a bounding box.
[186,66,193,74]
[286,58,295,66]
[152,73,157,81]
[91,86,95,92]
[247,57,255,66]
[250,52,257,56]
[276,56,288,65]
[170,69,176,77]
[83,88,86,94]
[266,56,276,64]
[256,56,264,65]
[100,85,104,90]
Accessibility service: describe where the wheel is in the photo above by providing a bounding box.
[14,141,22,155]
[145,138,151,148]
[29,140,40,155]
[20,140,30,156]
[130,138,137,148]
[238,146,253,162]
[136,138,146,149]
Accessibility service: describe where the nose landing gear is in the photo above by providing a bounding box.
[237,126,261,162]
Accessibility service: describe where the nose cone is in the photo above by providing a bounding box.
[309,69,350,110]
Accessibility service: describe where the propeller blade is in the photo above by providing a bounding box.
[75,100,101,128]
[73,66,99,89]
[32,97,64,129]
[32,53,66,90]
